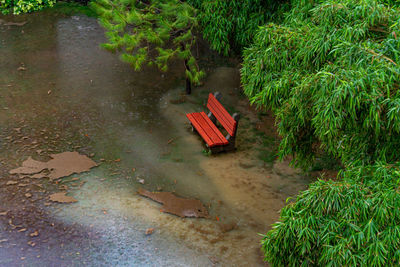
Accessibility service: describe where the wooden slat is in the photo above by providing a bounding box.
[207,93,237,136]
[207,93,236,133]
[188,112,228,147]
[208,98,235,130]
[187,113,213,145]
[198,112,228,145]
[186,112,228,147]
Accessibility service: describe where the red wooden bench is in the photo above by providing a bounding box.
[186,92,240,153]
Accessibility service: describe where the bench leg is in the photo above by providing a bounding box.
[224,113,240,152]
[190,123,197,133]
[224,136,236,152]
[208,145,225,154]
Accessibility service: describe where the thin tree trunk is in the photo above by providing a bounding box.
[184,59,191,95]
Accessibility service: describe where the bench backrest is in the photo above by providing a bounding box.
[207,93,237,136]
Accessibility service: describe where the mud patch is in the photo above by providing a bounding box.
[9,152,97,180]
[49,192,78,203]
[138,188,209,218]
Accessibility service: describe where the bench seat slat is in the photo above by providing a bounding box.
[208,99,233,129]
[186,112,228,147]
[207,94,237,136]
[208,99,236,135]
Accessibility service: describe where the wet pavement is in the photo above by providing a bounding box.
[0,12,312,266]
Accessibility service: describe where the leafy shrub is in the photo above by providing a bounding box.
[188,0,287,55]
[1,0,56,14]
[262,162,400,266]
[241,0,400,169]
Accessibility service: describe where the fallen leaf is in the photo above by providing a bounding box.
[0,211,8,216]
[49,192,77,203]
[145,228,155,235]
[18,228,27,232]
[30,231,39,237]
[17,66,26,71]
[25,193,32,198]
[6,181,18,185]
[138,179,145,184]
[27,241,36,247]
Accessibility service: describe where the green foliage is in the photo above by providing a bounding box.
[50,2,97,17]
[91,0,205,85]
[241,0,400,169]
[1,0,56,14]
[262,162,400,266]
[241,0,400,265]
[188,0,287,55]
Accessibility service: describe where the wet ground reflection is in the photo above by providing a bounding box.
[0,12,311,266]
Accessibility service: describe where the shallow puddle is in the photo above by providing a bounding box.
[0,12,311,266]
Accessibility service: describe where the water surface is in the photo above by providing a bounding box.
[0,12,310,266]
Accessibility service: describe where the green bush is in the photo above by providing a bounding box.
[1,0,56,14]
[241,0,400,169]
[262,162,400,266]
[188,0,287,55]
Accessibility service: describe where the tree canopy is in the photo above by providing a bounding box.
[263,162,400,266]
[91,0,205,93]
[239,0,400,265]
[188,0,286,55]
[242,0,400,169]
